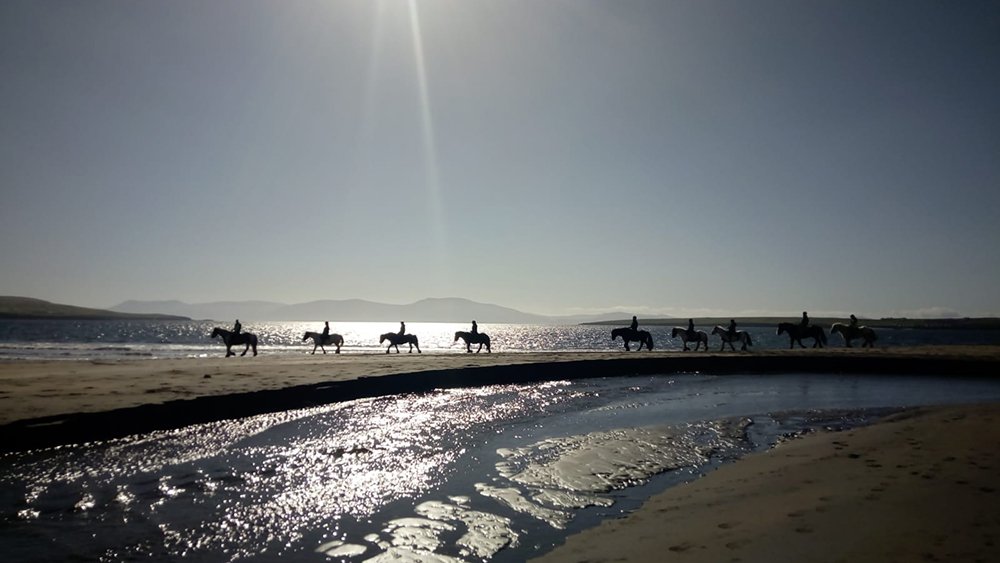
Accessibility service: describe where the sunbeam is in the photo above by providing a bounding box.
[406,0,451,284]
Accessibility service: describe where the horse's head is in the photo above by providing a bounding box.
[379,333,388,343]
[302,332,310,341]
[454,331,462,342]
[611,328,621,340]
[776,324,787,335]
[211,327,221,338]
[711,326,721,335]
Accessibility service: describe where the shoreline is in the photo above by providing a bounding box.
[534,402,1000,563]
[2,346,999,451]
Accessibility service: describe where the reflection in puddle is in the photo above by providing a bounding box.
[5,374,999,561]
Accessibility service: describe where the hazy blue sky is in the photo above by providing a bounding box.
[2,1,998,318]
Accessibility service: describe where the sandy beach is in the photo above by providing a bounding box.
[2,345,999,560]
[2,346,999,450]
[536,403,1000,563]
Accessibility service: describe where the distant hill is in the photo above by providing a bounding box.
[586,317,1000,330]
[110,297,624,324]
[0,297,189,320]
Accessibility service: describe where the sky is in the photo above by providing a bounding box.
[2,0,999,319]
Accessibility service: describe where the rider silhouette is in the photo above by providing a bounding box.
[687,318,695,338]
[801,311,810,330]
[471,320,478,334]
[399,321,406,336]
[322,321,330,339]
[630,316,638,332]
[849,314,858,328]
[233,319,241,335]
[727,318,737,338]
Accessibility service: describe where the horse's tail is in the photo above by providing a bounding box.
[819,328,827,344]
[646,334,654,351]
[746,332,753,346]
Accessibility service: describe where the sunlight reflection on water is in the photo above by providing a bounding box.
[4,374,1000,561]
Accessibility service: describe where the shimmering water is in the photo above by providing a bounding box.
[3,373,1000,562]
[0,319,996,360]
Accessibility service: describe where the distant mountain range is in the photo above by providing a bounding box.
[0,296,188,320]
[109,297,626,324]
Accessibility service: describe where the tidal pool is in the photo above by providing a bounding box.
[3,372,1000,562]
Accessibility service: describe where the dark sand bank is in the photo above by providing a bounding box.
[2,346,999,451]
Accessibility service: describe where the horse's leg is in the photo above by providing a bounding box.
[226,345,234,357]
[321,344,327,354]
[335,343,341,354]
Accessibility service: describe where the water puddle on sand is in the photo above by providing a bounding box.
[327,416,756,561]
[5,373,1000,561]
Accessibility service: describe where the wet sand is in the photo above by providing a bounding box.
[535,403,1000,563]
[1,346,999,450]
[2,346,999,560]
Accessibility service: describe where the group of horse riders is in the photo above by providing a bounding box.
[225,318,485,355]
[219,311,869,356]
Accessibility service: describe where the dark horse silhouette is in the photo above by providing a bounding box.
[830,323,878,348]
[611,327,654,351]
[211,327,258,357]
[671,327,709,351]
[711,326,753,352]
[380,332,421,354]
[455,331,491,353]
[302,331,344,354]
[777,322,827,349]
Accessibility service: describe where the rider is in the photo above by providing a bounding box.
[849,314,858,328]
[687,318,695,339]
[630,316,638,332]
[727,318,737,338]
[399,321,406,336]
[471,320,478,335]
[233,319,242,335]
[800,311,810,330]
[322,321,330,339]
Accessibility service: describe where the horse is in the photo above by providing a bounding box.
[831,323,878,348]
[302,331,344,354]
[210,327,258,357]
[711,326,753,352]
[671,327,709,351]
[611,327,654,351]
[454,331,491,353]
[380,332,421,354]
[776,322,827,349]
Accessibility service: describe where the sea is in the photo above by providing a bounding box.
[2,320,1000,561]
[0,319,997,360]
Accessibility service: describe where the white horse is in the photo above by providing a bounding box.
[711,326,753,352]
[302,331,344,354]
[831,323,878,348]
[671,327,709,351]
